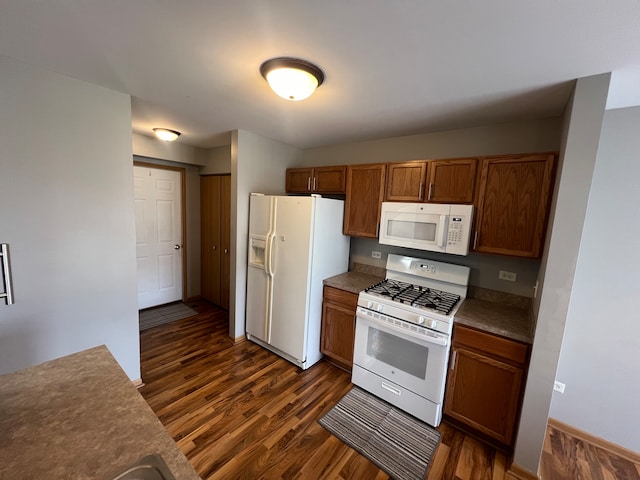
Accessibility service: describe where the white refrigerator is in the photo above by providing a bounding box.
[246,194,349,369]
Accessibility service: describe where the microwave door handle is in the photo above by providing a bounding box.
[436,215,448,247]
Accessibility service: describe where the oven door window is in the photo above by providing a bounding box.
[354,314,449,401]
[366,326,428,379]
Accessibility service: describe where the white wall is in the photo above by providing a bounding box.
[0,55,140,379]
[513,73,611,473]
[303,118,562,297]
[132,132,207,166]
[549,106,640,452]
[230,130,302,339]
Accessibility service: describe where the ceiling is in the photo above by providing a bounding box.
[1,1,639,149]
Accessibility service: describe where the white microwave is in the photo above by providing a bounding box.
[379,202,474,255]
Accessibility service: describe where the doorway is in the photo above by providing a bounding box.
[133,163,186,309]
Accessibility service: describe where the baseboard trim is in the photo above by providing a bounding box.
[548,417,640,464]
[132,378,145,389]
[185,295,201,304]
[230,334,246,344]
[505,463,539,480]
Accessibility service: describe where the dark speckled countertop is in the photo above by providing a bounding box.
[323,265,533,344]
[455,287,534,344]
[0,345,200,480]
[323,263,385,294]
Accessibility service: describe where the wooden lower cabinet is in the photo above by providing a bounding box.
[444,324,529,448]
[320,286,358,371]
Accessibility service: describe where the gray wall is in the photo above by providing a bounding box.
[549,106,640,452]
[350,240,540,297]
[302,118,562,297]
[201,145,232,175]
[0,55,140,380]
[302,118,561,166]
[513,73,611,473]
[230,130,302,339]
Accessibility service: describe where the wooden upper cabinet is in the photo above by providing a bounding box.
[286,168,314,193]
[285,166,346,194]
[343,164,386,238]
[385,161,428,202]
[473,153,556,258]
[426,158,477,203]
[315,166,346,193]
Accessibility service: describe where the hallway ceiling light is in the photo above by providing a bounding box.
[260,57,324,101]
[153,128,181,142]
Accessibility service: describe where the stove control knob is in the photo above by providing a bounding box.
[417,316,426,325]
[428,319,437,328]
[376,304,384,312]
[367,301,373,308]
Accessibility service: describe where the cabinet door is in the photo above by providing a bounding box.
[220,175,231,310]
[444,347,523,446]
[286,168,313,193]
[321,287,358,371]
[385,161,427,202]
[314,166,346,194]
[426,158,477,203]
[474,154,555,257]
[201,175,222,305]
[343,164,386,238]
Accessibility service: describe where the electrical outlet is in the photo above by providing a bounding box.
[554,381,565,394]
[371,251,381,259]
[498,270,517,282]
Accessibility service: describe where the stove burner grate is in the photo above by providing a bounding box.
[365,279,461,316]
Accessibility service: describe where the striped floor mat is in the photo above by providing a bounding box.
[318,386,441,480]
[139,302,198,331]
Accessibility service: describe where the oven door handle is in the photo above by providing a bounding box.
[356,312,449,347]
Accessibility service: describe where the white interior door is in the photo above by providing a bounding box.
[134,166,183,309]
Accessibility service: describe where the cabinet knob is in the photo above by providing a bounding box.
[213,245,217,250]
[224,248,228,254]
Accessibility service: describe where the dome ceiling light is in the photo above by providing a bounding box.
[153,128,181,142]
[260,57,324,101]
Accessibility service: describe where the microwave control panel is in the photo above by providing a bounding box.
[447,217,465,245]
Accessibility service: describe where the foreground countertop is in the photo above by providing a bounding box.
[0,345,200,480]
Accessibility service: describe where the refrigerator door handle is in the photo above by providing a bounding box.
[1,243,15,305]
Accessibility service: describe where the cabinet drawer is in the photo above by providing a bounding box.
[453,324,528,365]
[323,286,358,309]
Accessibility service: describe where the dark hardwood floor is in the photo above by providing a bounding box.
[139,301,639,480]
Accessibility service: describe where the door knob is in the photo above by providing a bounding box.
[174,244,181,250]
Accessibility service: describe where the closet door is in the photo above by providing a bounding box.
[220,175,231,310]
[201,175,231,308]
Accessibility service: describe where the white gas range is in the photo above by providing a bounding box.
[352,254,470,427]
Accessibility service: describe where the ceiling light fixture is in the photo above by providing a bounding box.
[153,128,181,142]
[260,57,324,101]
